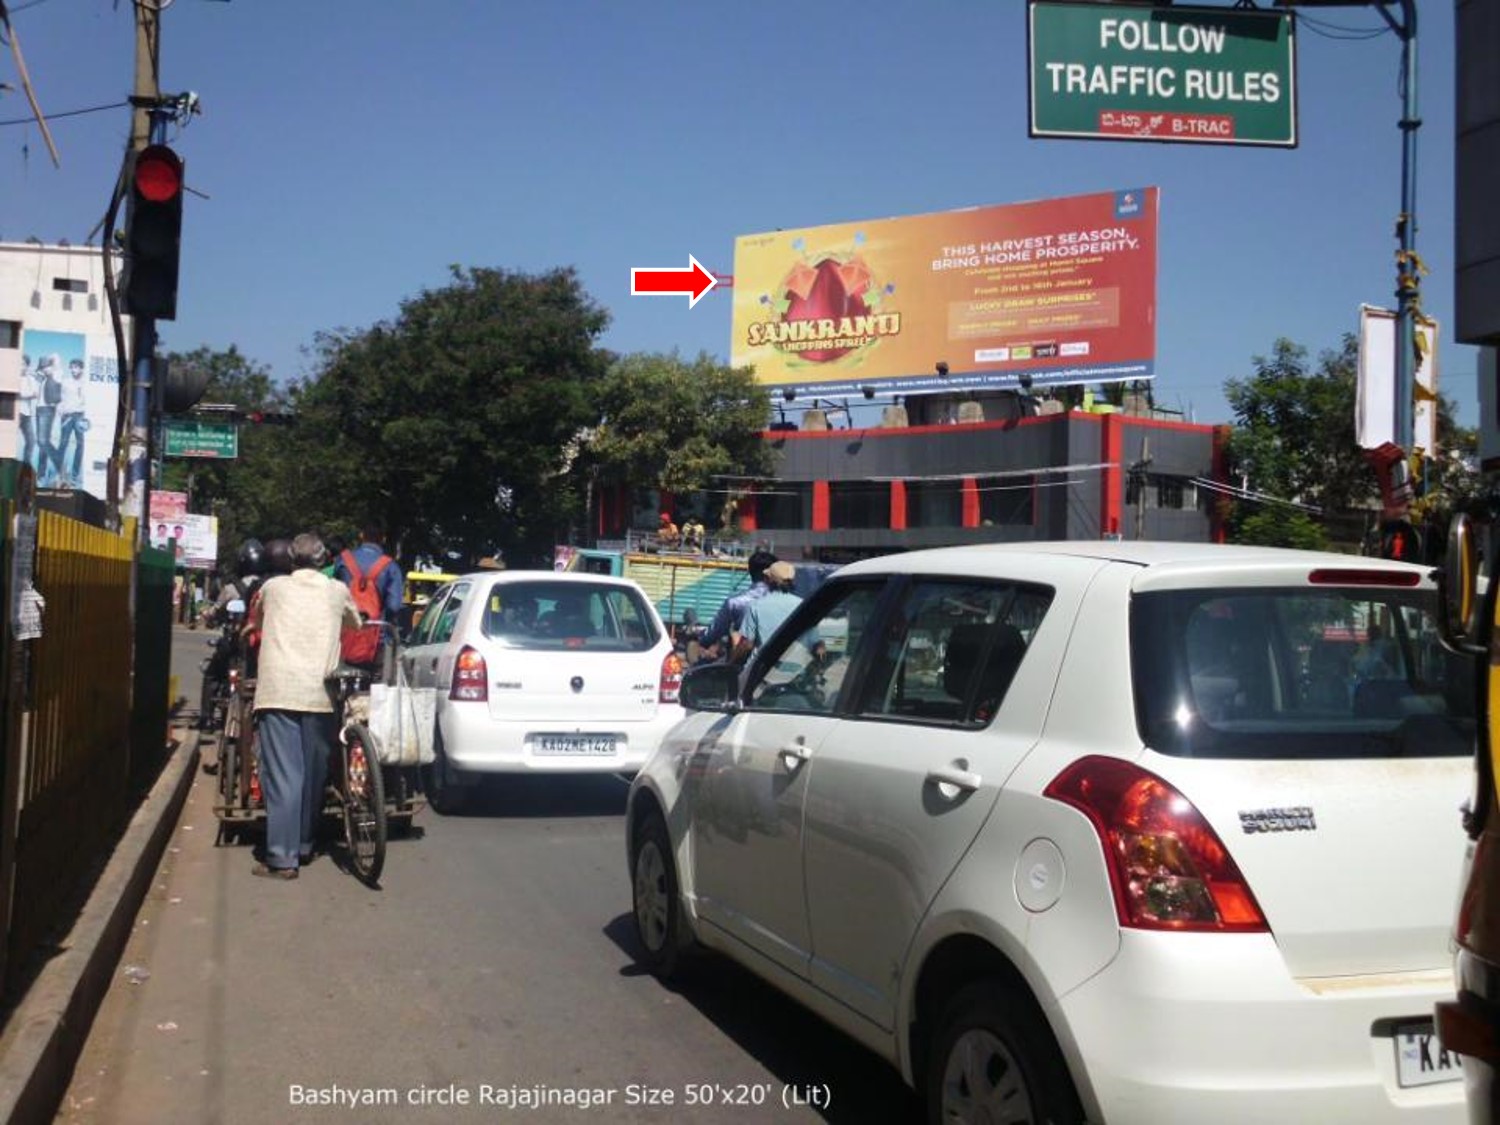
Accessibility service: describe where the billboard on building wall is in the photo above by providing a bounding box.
[730,188,1158,399]
[19,328,122,499]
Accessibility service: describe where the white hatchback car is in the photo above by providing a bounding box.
[625,542,1476,1124]
[402,571,685,811]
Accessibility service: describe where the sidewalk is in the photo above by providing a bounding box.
[0,721,199,1125]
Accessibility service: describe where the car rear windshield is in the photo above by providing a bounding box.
[1131,586,1476,759]
[479,581,661,652]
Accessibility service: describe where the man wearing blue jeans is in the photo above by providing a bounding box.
[246,533,360,879]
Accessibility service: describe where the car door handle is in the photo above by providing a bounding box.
[779,741,811,770]
[926,764,982,797]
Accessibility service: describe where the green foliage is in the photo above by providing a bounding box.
[157,346,296,559]
[286,266,611,568]
[1224,336,1375,521]
[586,352,774,495]
[1234,507,1329,551]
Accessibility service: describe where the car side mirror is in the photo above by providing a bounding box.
[679,662,742,713]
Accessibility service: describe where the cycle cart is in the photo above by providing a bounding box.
[210,642,426,884]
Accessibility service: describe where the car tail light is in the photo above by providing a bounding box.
[659,651,684,704]
[451,645,488,702]
[1044,755,1268,933]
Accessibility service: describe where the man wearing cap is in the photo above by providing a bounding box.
[701,548,777,662]
[740,560,804,659]
[658,511,681,548]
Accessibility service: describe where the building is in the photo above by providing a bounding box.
[0,241,128,501]
[593,390,1229,561]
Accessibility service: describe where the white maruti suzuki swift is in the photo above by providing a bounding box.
[625,541,1475,1125]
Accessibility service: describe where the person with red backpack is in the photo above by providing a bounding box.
[333,524,405,665]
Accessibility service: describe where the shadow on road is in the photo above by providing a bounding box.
[437,774,631,820]
[602,914,923,1124]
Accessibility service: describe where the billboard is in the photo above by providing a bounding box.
[730,188,1158,399]
[148,490,218,569]
[1028,3,1297,147]
[19,329,123,499]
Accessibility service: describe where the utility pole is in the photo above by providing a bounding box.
[123,0,162,540]
[1385,0,1420,462]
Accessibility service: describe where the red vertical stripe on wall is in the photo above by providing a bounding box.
[1102,414,1124,538]
[890,480,907,531]
[812,481,831,531]
[1211,425,1230,543]
[739,488,759,533]
[962,478,980,528]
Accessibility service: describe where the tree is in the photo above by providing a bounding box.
[157,346,298,560]
[1222,336,1377,547]
[287,266,611,568]
[585,352,775,517]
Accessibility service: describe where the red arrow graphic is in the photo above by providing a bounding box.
[631,253,718,308]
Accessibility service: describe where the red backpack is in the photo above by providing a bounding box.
[340,549,393,665]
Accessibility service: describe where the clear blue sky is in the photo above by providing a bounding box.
[2,1,1472,427]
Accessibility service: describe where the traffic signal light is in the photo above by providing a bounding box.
[1380,518,1422,562]
[122,144,184,320]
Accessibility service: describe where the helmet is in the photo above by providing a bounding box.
[237,538,267,577]
[265,537,295,575]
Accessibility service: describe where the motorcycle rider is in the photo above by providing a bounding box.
[199,539,268,730]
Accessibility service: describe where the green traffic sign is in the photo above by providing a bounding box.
[1028,2,1297,147]
[162,420,238,460]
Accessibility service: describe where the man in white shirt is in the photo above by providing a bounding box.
[246,533,360,879]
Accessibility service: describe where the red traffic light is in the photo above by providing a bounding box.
[134,145,183,203]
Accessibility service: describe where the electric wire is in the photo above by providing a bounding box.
[1294,13,1390,42]
[0,98,128,127]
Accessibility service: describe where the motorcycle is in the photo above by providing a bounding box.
[199,598,246,736]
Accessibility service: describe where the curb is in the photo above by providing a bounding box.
[0,729,201,1125]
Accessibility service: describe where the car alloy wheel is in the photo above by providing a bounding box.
[630,812,687,978]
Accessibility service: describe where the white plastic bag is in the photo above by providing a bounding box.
[366,671,436,766]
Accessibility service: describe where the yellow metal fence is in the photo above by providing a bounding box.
[1,502,175,996]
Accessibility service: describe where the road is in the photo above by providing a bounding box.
[54,625,921,1124]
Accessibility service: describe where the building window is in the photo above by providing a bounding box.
[829,481,890,530]
[756,483,809,530]
[52,278,89,294]
[0,395,15,421]
[1153,475,1193,510]
[908,480,964,528]
[979,477,1035,526]
[0,321,19,349]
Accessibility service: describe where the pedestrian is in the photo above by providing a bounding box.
[658,511,681,548]
[245,533,360,879]
[737,560,803,661]
[700,549,777,662]
[333,523,405,623]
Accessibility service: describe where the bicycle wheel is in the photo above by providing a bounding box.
[341,722,386,885]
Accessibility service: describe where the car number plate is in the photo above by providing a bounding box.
[532,734,617,756]
[1394,1020,1464,1087]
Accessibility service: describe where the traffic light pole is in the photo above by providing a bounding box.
[124,0,162,542]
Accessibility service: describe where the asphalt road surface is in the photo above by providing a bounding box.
[54,625,921,1124]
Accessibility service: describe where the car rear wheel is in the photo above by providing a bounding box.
[424,732,469,815]
[631,811,689,979]
[927,979,1083,1125]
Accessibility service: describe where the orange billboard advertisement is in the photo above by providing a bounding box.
[730,187,1157,397]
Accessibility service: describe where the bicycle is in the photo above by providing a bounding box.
[328,662,388,886]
